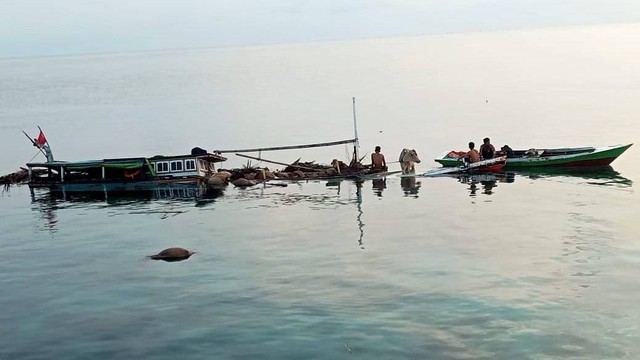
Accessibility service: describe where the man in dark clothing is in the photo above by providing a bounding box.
[480,137,496,160]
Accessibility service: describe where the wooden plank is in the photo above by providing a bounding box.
[235,153,321,172]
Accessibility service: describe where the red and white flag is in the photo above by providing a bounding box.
[36,129,47,146]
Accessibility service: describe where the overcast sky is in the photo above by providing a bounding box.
[2,0,640,58]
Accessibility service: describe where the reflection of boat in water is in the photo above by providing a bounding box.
[29,184,225,231]
[510,166,632,187]
[30,183,224,205]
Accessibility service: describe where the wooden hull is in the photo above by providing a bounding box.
[434,144,632,168]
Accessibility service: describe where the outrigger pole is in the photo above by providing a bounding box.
[216,138,356,154]
[352,97,360,165]
[216,98,361,162]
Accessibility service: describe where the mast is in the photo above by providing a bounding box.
[352,97,360,164]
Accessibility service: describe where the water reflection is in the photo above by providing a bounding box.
[325,179,366,249]
[400,176,421,198]
[371,178,386,197]
[513,166,632,188]
[457,173,515,197]
[29,185,225,231]
[30,185,223,205]
[355,181,365,249]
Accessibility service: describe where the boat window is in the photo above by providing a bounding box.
[170,160,183,172]
[156,162,169,173]
[185,159,196,171]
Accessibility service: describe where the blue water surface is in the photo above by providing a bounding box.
[1,24,640,359]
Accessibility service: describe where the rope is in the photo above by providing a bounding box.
[28,151,41,163]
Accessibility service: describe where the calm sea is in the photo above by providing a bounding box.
[1,24,639,359]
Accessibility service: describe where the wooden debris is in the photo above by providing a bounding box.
[0,169,30,185]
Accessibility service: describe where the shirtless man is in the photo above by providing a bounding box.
[371,146,387,171]
[463,142,481,164]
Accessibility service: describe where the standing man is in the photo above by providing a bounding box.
[371,146,387,172]
[479,137,496,160]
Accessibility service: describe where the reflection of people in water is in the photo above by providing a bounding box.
[459,175,488,197]
[401,176,421,198]
[372,178,386,197]
[458,173,513,196]
[468,181,478,197]
[481,180,497,194]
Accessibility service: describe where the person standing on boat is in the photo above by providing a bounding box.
[462,142,481,164]
[371,146,387,172]
[479,137,496,160]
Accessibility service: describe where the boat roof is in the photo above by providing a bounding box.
[27,157,148,169]
[148,153,227,163]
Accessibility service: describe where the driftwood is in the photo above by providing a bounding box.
[0,169,30,185]
[235,153,318,172]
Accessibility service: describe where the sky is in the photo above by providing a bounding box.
[2,0,640,58]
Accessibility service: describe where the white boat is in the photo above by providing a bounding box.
[421,156,506,177]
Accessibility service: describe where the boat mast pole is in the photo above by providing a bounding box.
[352,97,360,164]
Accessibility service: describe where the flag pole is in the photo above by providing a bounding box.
[37,126,54,162]
[21,129,47,158]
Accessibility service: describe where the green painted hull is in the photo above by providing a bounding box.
[434,144,632,169]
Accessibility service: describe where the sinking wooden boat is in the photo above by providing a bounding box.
[422,156,506,177]
[26,151,227,191]
[434,144,632,169]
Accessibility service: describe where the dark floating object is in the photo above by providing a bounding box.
[148,247,195,262]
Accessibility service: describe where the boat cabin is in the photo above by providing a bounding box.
[147,153,227,180]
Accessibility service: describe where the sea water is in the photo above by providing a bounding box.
[1,24,639,359]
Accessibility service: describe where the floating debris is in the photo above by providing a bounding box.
[0,168,31,185]
[148,247,195,262]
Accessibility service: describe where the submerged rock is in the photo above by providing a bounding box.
[148,247,195,262]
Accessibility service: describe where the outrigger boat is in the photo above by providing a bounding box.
[422,156,506,177]
[24,129,227,191]
[434,144,632,169]
[26,153,227,192]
